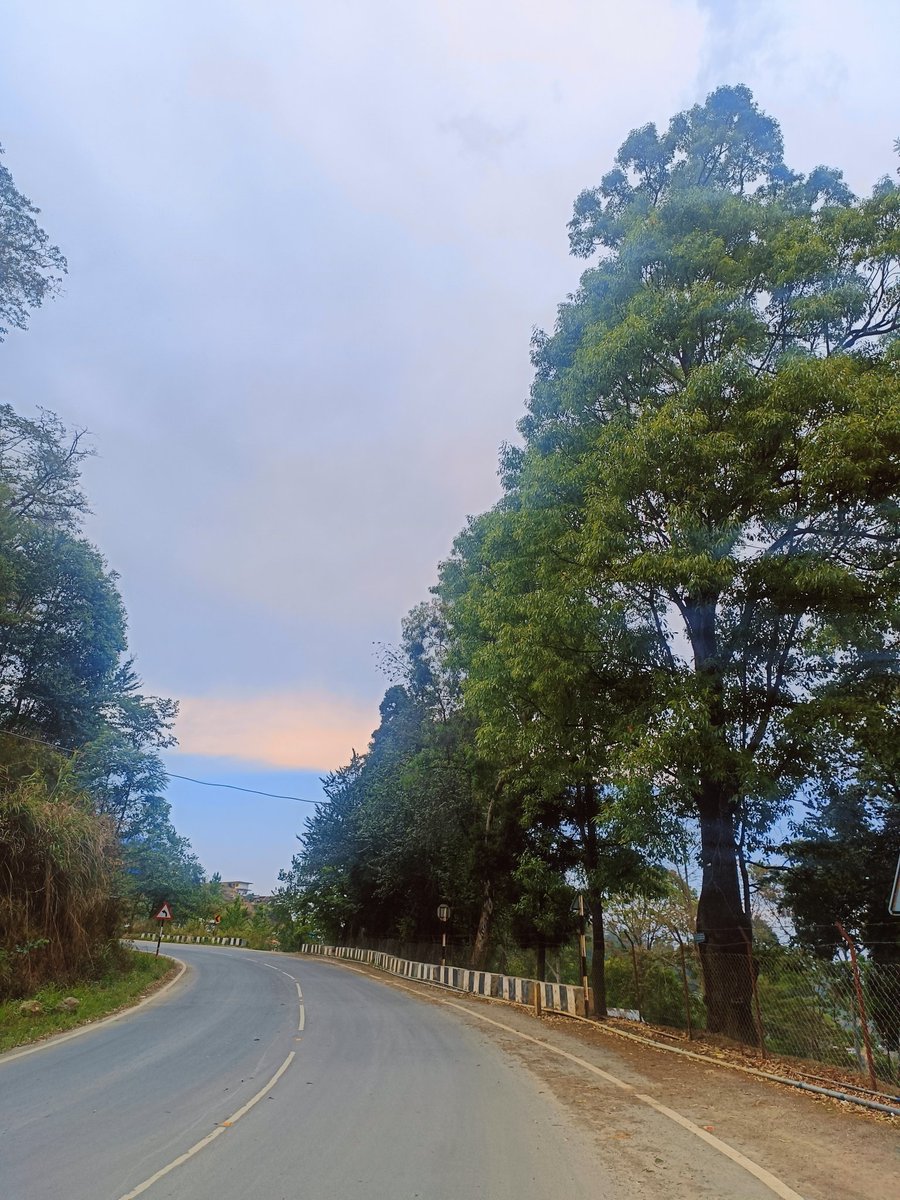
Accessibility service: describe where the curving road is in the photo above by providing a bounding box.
[0,945,823,1200]
[0,945,608,1200]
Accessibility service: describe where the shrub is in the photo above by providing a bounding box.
[0,766,123,998]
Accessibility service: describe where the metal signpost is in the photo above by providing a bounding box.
[437,903,450,968]
[153,901,173,956]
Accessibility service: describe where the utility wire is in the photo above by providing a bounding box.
[0,726,327,806]
[164,772,323,805]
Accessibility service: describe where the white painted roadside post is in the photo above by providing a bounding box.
[889,852,900,916]
[437,903,450,969]
[153,901,173,956]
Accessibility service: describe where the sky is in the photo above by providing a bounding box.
[1,1,897,890]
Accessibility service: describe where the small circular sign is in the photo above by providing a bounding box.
[437,904,451,923]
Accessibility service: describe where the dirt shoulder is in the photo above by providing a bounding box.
[305,955,898,1200]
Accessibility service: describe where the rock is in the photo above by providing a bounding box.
[55,996,81,1013]
[18,1000,43,1016]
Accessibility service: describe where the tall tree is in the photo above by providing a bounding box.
[279,604,510,956]
[0,143,67,339]
[120,793,206,922]
[0,144,192,990]
[463,86,899,1039]
[440,502,670,1009]
[776,699,900,957]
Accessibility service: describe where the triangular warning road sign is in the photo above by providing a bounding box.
[154,902,173,920]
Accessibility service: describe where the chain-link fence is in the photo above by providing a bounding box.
[351,929,900,1091]
[606,938,900,1091]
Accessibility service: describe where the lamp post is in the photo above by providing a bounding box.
[437,903,451,969]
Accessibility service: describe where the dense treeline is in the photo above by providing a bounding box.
[0,144,207,997]
[279,87,900,1040]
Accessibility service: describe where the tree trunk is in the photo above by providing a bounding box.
[471,782,501,970]
[695,785,757,1043]
[471,879,493,969]
[685,596,758,1044]
[589,894,607,1017]
[536,940,546,982]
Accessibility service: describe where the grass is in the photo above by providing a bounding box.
[0,947,176,1053]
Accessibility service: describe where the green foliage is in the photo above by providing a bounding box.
[266,889,310,951]
[0,405,191,969]
[439,86,899,1037]
[774,701,900,1053]
[282,90,898,1039]
[0,948,172,1052]
[120,795,206,921]
[754,945,855,1064]
[510,846,577,957]
[604,950,696,1028]
[278,627,496,945]
[218,896,250,934]
[0,143,67,339]
[0,153,195,994]
[0,762,122,998]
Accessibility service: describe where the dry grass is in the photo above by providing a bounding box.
[0,765,123,998]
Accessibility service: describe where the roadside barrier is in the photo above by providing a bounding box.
[133,932,245,946]
[300,943,589,1016]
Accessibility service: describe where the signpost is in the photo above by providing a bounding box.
[437,904,450,968]
[153,901,173,956]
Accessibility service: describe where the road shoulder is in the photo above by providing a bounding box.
[300,954,898,1200]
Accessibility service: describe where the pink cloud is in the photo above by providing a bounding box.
[176,691,377,770]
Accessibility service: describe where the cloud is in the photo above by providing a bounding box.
[3,0,898,722]
[441,114,527,159]
[175,690,378,770]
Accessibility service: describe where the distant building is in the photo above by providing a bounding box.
[222,880,252,900]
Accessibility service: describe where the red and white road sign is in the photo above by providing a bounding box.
[154,902,173,921]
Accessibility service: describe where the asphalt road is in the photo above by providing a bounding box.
[0,945,801,1200]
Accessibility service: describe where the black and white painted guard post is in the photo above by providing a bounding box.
[437,903,450,968]
[577,894,591,1017]
[153,901,173,956]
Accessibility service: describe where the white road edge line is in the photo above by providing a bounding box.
[0,956,188,1066]
[333,962,805,1200]
[116,1050,296,1200]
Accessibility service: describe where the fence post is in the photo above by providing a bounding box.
[740,929,767,1059]
[836,922,878,1090]
[678,943,694,1040]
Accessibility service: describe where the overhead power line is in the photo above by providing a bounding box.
[0,727,326,806]
[165,772,323,805]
